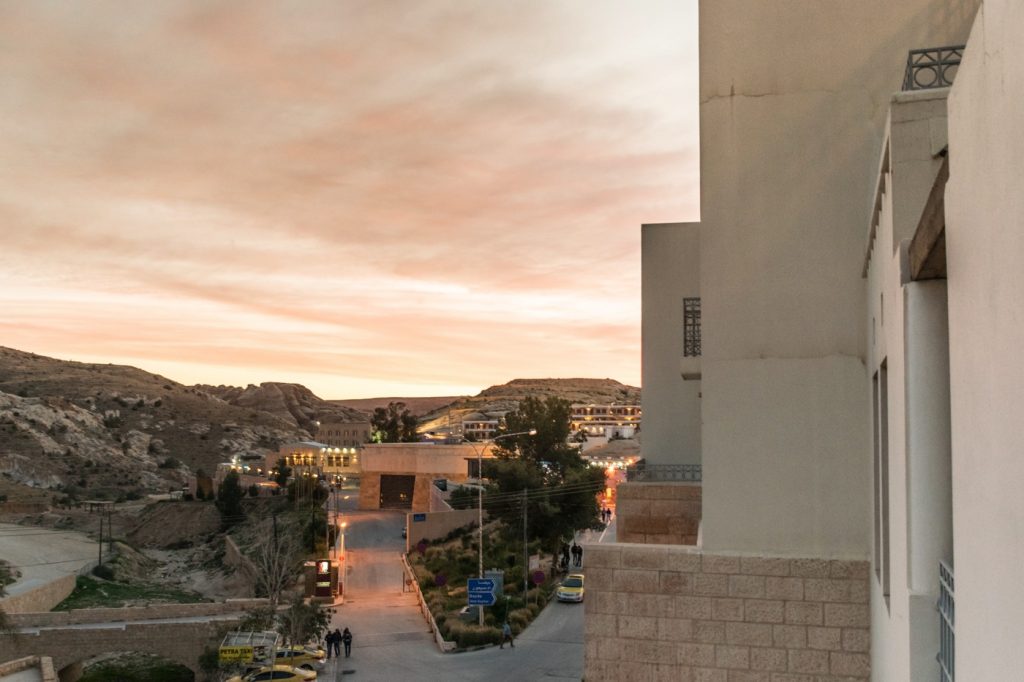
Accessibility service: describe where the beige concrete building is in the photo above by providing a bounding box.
[584,1,1024,680]
[267,440,361,483]
[316,418,371,449]
[570,404,641,438]
[358,442,497,512]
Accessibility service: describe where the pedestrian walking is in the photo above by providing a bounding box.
[325,630,335,659]
[333,628,342,658]
[571,542,581,567]
[577,544,584,567]
[342,627,353,658]
[500,621,515,649]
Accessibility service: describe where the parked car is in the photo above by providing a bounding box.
[226,664,317,682]
[556,573,585,603]
[272,646,326,670]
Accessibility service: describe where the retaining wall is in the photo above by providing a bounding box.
[0,574,77,615]
[584,543,870,681]
[405,509,478,553]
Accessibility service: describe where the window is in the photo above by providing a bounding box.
[683,297,701,357]
[873,361,891,607]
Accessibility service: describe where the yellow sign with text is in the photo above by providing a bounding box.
[218,646,254,663]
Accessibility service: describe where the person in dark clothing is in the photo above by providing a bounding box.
[333,628,342,657]
[571,542,581,567]
[325,630,335,659]
[342,627,353,658]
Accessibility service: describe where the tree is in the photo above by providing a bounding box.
[277,597,331,647]
[485,396,605,558]
[370,401,419,443]
[273,463,291,488]
[215,471,245,528]
[251,531,301,609]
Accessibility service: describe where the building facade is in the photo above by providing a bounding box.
[584,1,1022,680]
[316,418,371,449]
[570,404,641,437]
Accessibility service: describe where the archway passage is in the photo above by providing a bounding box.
[73,652,194,682]
[379,474,415,509]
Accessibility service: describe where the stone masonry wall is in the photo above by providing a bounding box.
[0,573,76,614]
[616,483,701,545]
[584,543,870,681]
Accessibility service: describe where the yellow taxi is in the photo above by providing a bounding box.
[226,664,317,682]
[556,573,585,603]
[273,646,326,671]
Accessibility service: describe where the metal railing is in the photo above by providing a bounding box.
[626,463,702,483]
[938,559,955,682]
[903,45,965,91]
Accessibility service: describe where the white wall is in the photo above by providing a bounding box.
[641,223,701,466]
[945,2,1024,678]
[865,92,958,682]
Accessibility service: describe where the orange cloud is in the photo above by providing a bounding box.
[0,1,698,397]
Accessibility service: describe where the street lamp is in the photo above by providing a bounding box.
[468,429,536,625]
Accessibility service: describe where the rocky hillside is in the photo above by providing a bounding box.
[0,347,306,503]
[197,382,367,431]
[417,378,640,433]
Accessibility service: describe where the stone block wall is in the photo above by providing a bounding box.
[584,543,869,681]
[0,573,76,614]
[616,483,701,545]
[404,508,478,552]
[358,472,381,509]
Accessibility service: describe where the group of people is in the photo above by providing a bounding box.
[600,507,612,524]
[559,541,584,570]
[324,627,353,660]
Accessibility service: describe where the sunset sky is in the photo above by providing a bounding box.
[0,1,699,399]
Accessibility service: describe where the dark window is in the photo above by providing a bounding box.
[683,297,702,357]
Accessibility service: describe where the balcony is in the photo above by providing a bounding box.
[938,560,955,682]
[903,45,965,91]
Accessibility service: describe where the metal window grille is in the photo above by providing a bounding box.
[938,560,955,682]
[903,45,965,91]
[683,297,701,357]
[626,463,702,483]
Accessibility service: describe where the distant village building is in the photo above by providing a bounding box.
[570,404,641,437]
[316,418,371,448]
[267,440,361,484]
[460,413,501,440]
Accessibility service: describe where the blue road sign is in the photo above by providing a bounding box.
[468,578,495,593]
[467,578,496,606]
[468,592,495,606]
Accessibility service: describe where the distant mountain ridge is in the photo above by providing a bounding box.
[197,382,367,432]
[0,346,638,504]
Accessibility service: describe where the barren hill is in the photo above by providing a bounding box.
[417,378,639,434]
[0,347,306,504]
[198,382,367,431]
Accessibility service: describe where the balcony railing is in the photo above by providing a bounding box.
[938,559,955,682]
[626,463,702,483]
[903,45,965,91]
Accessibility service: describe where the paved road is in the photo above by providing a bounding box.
[0,523,95,599]
[318,493,589,681]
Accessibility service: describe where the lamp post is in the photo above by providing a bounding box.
[469,429,536,625]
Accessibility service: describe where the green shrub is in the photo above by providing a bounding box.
[92,564,115,581]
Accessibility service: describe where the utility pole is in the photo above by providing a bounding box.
[522,488,528,598]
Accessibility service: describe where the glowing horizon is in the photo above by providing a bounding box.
[0,1,699,399]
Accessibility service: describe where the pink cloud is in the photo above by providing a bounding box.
[0,1,698,397]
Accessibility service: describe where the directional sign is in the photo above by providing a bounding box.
[468,578,495,593]
[468,591,496,606]
[467,578,496,606]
